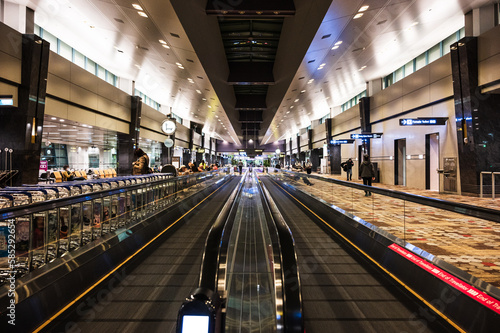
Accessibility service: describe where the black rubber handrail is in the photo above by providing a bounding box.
[198,174,245,292]
[277,169,500,223]
[259,176,304,333]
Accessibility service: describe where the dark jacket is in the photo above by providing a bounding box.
[359,161,375,178]
[341,160,354,171]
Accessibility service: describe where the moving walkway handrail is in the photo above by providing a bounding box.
[199,172,245,292]
[258,175,304,333]
[276,169,500,223]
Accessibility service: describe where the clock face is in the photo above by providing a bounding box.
[164,138,174,148]
[161,120,176,135]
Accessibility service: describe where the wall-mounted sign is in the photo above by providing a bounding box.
[161,119,176,135]
[39,160,48,171]
[197,148,205,153]
[351,133,383,139]
[330,139,355,145]
[399,118,448,126]
[164,138,174,148]
[0,95,13,106]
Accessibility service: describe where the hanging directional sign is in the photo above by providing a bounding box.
[351,133,383,139]
[330,139,355,144]
[399,118,448,126]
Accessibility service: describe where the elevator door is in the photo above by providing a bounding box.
[395,139,406,186]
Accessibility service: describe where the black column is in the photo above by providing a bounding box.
[449,37,500,194]
[325,118,334,174]
[117,96,141,176]
[296,135,301,158]
[359,97,371,133]
[0,34,49,186]
[331,145,342,175]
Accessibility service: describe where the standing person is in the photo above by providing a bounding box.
[132,148,150,175]
[198,160,207,172]
[341,158,354,181]
[238,160,243,175]
[359,154,375,196]
[305,159,313,175]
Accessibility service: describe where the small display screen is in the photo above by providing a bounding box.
[182,315,209,333]
[0,98,13,106]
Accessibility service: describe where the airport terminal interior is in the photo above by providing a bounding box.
[1,0,500,332]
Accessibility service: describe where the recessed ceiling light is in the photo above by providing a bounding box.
[410,22,419,26]
[354,13,363,19]
[159,40,166,44]
[132,4,143,10]
[294,99,299,102]
[208,105,212,108]
[331,45,339,50]
[335,41,343,46]
[162,44,170,49]
[300,90,306,93]
[51,117,57,120]
[59,119,64,122]
[359,5,369,12]
[138,11,148,17]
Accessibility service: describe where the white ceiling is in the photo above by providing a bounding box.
[262,0,498,143]
[8,0,498,146]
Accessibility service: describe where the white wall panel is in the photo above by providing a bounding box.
[47,73,70,100]
[0,51,21,83]
[479,53,500,87]
[0,82,17,106]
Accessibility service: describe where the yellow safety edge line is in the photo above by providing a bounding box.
[270,178,466,333]
[33,178,231,333]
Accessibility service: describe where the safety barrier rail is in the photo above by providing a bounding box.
[0,169,228,285]
[480,171,500,199]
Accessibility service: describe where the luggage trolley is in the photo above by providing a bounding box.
[0,191,44,274]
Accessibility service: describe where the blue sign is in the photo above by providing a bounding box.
[0,98,13,106]
[330,139,355,145]
[351,133,383,139]
[400,118,447,126]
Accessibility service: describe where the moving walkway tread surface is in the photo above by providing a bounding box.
[260,177,458,333]
[46,176,241,333]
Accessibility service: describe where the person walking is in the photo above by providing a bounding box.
[305,159,313,175]
[359,154,375,196]
[132,148,150,175]
[238,160,243,175]
[341,158,354,180]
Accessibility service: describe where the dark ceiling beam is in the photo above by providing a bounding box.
[228,62,275,84]
[242,123,261,130]
[235,95,267,109]
[206,0,295,16]
[239,110,263,123]
[170,0,241,144]
[261,0,334,144]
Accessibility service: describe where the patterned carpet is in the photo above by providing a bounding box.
[265,171,500,288]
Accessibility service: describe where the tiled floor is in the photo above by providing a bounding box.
[265,170,500,288]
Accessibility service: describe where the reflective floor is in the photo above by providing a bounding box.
[225,172,277,333]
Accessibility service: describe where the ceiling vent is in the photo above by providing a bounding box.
[299,76,305,80]
[186,59,194,63]
[114,18,124,24]
[377,20,387,25]
[197,76,203,79]
[170,33,181,38]
[321,34,331,39]
[307,59,315,63]
[136,45,149,51]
